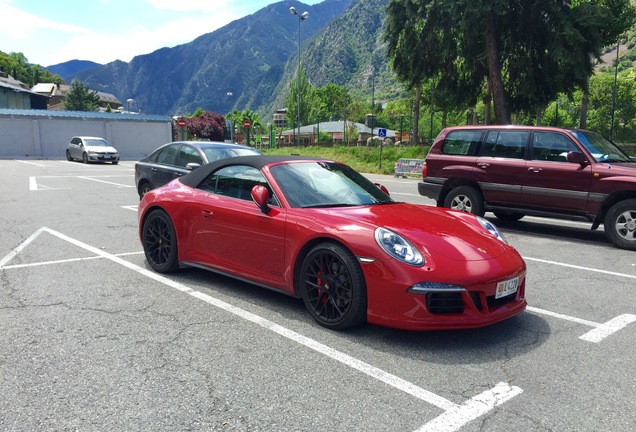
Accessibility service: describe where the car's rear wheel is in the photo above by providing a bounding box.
[82,153,88,163]
[299,242,367,330]
[66,150,73,161]
[444,186,485,216]
[604,199,636,250]
[138,181,152,200]
[142,210,179,272]
[493,211,525,222]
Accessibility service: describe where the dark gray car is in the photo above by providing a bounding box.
[134,141,262,199]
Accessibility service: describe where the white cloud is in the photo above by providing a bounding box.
[144,0,234,12]
[0,2,87,39]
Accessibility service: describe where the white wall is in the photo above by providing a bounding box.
[0,111,172,160]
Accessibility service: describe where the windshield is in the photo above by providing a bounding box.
[201,146,260,162]
[269,161,395,208]
[84,139,110,147]
[569,130,632,163]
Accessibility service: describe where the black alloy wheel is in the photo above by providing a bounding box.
[138,182,152,200]
[142,210,179,273]
[299,242,367,330]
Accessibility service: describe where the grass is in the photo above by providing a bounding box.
[260,144,428,175]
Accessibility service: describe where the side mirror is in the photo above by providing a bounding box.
[186,162,201,171]
[251,185,270,213]
[374,183,390,196]
[567,151,587,165]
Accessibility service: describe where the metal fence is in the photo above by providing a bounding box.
[393,158,425,178]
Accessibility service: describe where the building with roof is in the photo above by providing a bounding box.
[0,72,48,110]
[31,83,122,111]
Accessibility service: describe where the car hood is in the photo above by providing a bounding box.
[85,145,118,153]
[317,203,511,261]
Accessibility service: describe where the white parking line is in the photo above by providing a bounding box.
[77,176,135,187]
[15,160,46,167]
[523,256,636,279]
[1,227,522,432]
[527,306,636,343]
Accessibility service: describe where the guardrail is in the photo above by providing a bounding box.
[394,158,425,178]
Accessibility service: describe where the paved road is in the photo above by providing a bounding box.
[1,160,634,431]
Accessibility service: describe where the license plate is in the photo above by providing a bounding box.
[495,276,519,299]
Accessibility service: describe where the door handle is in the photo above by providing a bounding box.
[477,163,490,169]
[527,167,543,173]
[202,209,213,219]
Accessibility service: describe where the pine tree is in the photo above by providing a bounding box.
[63,80,100,111]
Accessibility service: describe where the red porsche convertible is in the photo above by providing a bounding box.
[138,155,527,331]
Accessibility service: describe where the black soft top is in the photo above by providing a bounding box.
[178,155,327,188]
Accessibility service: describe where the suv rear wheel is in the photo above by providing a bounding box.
[444,186,485,216]
[493,211,525,222]
[604,199,636,250]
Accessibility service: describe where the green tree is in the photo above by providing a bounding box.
[0,51,64,86]
[285,65,314,129]
[63,80,100,111]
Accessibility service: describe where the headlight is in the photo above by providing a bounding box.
[476,216,508,243]
[374,227,424,266]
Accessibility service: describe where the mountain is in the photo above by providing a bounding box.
[70,0,361,117]
[47,60,102,82]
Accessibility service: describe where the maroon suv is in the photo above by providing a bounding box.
[418,125,636,250]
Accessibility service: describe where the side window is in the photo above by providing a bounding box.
[441,130,483,156]
[71,138,80,145]
[199,165,278,205]
[175,145,203,167]
[155,145,178,165]
[480,131,528,159]
[531,132,578,162]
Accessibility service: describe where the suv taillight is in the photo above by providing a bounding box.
[422,162,428,178]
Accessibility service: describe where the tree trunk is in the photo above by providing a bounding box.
[484,79,492,125]
[484,12,510,125]
[580,75,590,129]
[413,83,421,145]
[536,106,543,126]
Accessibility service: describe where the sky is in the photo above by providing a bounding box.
[0,0,322,67]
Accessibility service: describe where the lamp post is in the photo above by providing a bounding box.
[290,6,308,147]
[126,98,133,113]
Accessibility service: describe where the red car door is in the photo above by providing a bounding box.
[190,165,289,292]
[521,131,592,211]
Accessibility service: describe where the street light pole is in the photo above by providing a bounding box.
[290,7,308,147]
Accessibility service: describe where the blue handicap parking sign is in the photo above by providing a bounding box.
[378,128,387,137]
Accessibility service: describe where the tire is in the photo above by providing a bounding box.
[142,210,180,273]
[493,211,524,222]
[82,152,88,163]
[443,186,485,216]
[112,161,119,165]
[604,199,636,250]
[138,181,152,200]
[66,150,73,161]
[299,242,367,330]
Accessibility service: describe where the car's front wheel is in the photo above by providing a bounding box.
[142,210,180,272]
[443,186,485,216]
[82,153,88,163]
[299,242,367,330]
[604,199,636,250]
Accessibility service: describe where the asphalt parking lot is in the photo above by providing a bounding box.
[1,159,634,432]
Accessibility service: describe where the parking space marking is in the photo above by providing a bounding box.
[524,256,636,279]
[29,174,134,190]
[2,227,522,432]
[16,160,46,167]
[527,307,636,343]
[122,205,138,212]
[76,176,134,188]
[0,251,143,270]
